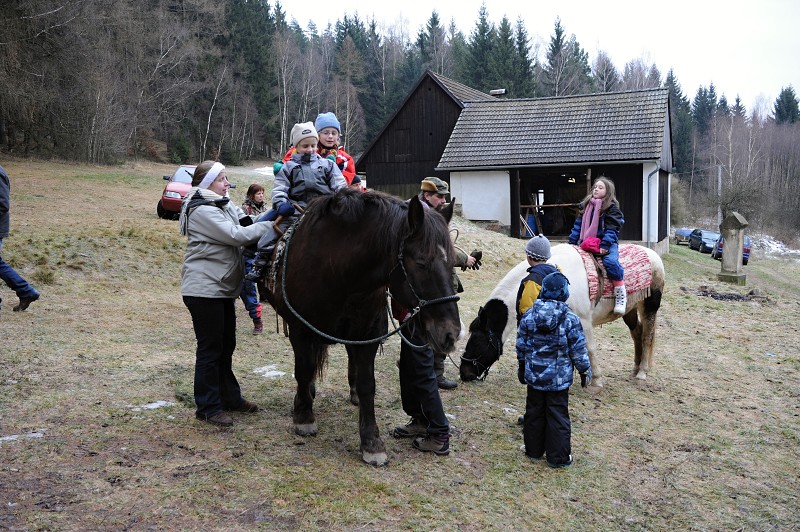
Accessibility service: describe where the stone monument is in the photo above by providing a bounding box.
[717,212,748,285]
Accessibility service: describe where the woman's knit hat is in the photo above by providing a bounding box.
[525,235,551,261]
[290,122,319,147]
[541,271,570,302]
[314,112,341,133]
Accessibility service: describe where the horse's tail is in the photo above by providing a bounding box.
[311,343,329,381]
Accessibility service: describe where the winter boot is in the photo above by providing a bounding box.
[613,284,627,315]
[434,352,458,390]
[392,418,428,438]
[412,433,450,455]
[252,318,264,335]
[245,249,271,282]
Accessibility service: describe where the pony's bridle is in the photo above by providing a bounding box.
[458,313,503,381]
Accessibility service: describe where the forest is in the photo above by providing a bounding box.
[1,0,799,236]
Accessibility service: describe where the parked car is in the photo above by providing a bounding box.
[157,165,196,219]
[688,229,720,253]
[711,235,751,265]
[674,227,692,245]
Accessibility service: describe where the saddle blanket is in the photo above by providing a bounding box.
[576,244,653,304]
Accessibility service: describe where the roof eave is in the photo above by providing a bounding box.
[436,159,663,172]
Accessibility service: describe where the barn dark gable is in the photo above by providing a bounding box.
[355,70,494,199]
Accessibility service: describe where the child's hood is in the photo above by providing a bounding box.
[531,299,569,332]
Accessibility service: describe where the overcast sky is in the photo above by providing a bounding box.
[282,0,800,116]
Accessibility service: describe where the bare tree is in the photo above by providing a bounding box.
[592,50,620,93]
[620,58,661,91]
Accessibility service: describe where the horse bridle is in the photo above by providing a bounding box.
[458,312,504,381]
[279,223,459,346]
[389,241,460,313]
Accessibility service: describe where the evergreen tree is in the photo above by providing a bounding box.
[731,96,747,120]
[665,69,695,175]
[461,3,495,91]
[542,18,592,96]
[360,19,390,143]
[417,12,448,74]
[717,95,730,118]
[227,0,278,149]
[774,86,799,124]
[448,25,471,84]
[512,17,535,97]
[486,16,516,95]
[692,85,716,138]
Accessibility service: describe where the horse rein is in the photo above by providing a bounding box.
[278,224,458,346]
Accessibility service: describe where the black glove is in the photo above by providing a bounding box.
[238,215,253,227]
[470,250,482,270]
[580,373,589,388]
[518,361,526,385]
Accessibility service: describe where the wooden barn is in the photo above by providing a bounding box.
[355,70,495,199]
[357,73,673,253]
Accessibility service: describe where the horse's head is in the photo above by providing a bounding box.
[391,195,461,354]
[459,299,507,381]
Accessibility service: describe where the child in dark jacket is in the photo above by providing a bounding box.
[567,176,627,314]
[246,122,346,281]
[516,271,591,468]
[515,235,559,324]
[272,112,362,189]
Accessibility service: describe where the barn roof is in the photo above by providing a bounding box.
[437,88,670,170]
[355,70,494,170]
[427,71,496,104]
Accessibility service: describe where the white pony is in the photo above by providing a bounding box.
[459,243,665,388]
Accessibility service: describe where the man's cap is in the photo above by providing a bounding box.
[420,177,449,195]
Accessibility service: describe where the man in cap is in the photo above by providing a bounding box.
[417,177,482,389]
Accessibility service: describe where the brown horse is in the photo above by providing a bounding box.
[460,243,665,388]
[264,188,461,466]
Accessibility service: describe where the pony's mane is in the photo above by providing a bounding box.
[305,188,454,263]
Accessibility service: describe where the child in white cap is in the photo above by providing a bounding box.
[246,122,347,281]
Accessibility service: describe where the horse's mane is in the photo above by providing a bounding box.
[304,188,455,263]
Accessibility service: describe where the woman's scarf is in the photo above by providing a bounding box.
[578,198,603,243]
[243,198,266,216]
[179,187,229,236]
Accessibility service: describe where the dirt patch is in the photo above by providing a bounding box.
[683,285,771,302]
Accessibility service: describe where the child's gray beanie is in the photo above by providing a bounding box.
[525,235,551,261]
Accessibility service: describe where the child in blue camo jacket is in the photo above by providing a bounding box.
[516,271,591,468]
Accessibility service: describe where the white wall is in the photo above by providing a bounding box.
[449,170,511,226]
[641,162,660,245]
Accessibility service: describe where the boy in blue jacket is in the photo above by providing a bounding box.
[516,271,591,468]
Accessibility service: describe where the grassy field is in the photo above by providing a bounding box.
[1,158,798,530]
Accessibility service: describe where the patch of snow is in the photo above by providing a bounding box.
[130,400,175,411]
[254,365,287,378]
[1,429,46,442]
[253,166,274,177]
[753,235,800,258]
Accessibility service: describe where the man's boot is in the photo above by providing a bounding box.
[613,284,627,315]
[434,352,458,390]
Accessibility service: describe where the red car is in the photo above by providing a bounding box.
[157,165,196,219]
